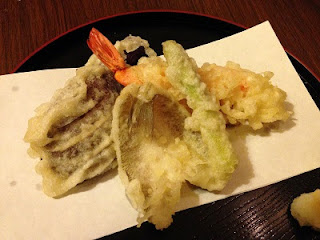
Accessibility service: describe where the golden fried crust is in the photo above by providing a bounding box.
[111,83,190,229]
[24,55,122,197]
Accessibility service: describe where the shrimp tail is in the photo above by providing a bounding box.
[87,28,126,72]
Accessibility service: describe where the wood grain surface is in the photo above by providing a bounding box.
[0,0,320,78]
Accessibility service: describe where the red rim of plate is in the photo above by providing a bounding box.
[10,9,320,83]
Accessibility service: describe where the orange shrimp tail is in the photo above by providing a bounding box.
[115,69,142,86]
[87,28,126,72]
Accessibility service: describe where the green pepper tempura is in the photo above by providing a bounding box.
[163,40,238,191]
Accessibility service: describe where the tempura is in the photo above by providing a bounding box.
[24,55,122,197]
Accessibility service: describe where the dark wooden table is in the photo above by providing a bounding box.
[1,0,320,77]
[1,1,320,239]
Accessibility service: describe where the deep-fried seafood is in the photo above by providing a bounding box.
[198,62,291,129]
[88,28,291,130]
[110,41,238,229]
[25,28,293,230]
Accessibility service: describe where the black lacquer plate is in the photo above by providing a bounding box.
[15,11,320,240]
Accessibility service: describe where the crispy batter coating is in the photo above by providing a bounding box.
[118,52,291,130]
[163,40,238,191]
[24,55,122,197]
[25,33,293,230]
[111,83,191,229]
[198,61,291,129]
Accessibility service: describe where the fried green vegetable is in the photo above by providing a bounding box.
[112,41,238,229]
[111,82,191,229]
[163,40,238,191]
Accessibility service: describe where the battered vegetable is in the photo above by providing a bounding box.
[163,40,238,191]
[111,83,191,229]
[88,28,291,130]
[24,55,121,197]
[25,30,293,230]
